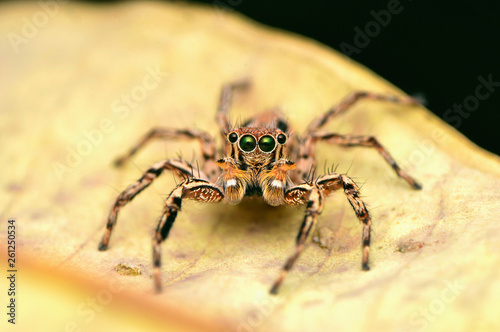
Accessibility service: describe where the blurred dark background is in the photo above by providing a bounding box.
[94,1,500,154]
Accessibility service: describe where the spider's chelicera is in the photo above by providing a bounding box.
[98,80,421,294]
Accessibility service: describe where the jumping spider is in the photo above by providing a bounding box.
[98,80,421,294]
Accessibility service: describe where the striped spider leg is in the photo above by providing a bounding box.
[270,173,371,294]
[113,127,219,182]
[99,126,218,250]
[153,178,224,292]
[293,91,422,189]
[217,80,251,148]
[98,158,211,251]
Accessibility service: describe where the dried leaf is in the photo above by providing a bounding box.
[1,2,499,332]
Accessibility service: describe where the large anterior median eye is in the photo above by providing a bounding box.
[239,135,257,152]
[258,135,276,153]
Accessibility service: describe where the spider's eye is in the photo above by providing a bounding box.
[239,135,257,152]
[258,135,276,153]
[228,132,239,143]
[277,134,287,144]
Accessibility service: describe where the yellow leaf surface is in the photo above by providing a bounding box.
[1,2,500,332]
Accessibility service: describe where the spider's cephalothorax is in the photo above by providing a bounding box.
[219,127,293,206]
[98,80,421,294]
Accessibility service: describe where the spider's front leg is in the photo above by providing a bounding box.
[98,159,209,251]
[315,172,372,271]
[270,182,324,294]
[153,179,224,293]
[270,172,371,294]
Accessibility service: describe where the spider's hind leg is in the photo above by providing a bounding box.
[316,172,372,270]
[241,108,289,132]
[216,80,251,136]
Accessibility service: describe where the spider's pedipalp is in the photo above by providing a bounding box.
[259,159,296,206]
[216,158,249,205]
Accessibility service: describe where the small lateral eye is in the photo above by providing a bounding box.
[277,133,287,144]
[228,132,239,143]
[239,135,257,152]
[258,135,276,153]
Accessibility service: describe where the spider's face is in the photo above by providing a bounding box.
[226,127,288,166]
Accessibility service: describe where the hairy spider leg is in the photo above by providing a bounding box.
[216,80,251,139]
[294,91,421,188]
[305,91,419,134]
[152,179,224,293]
[98,159,209,251]
[270,183,323,294]
[270,172,371,294]
[113,127,219,182]
[297,132,422,189]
